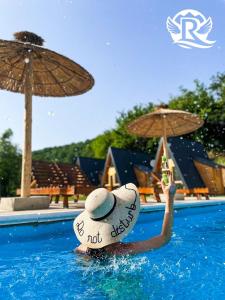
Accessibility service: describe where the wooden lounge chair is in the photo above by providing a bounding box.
[137,186,209,203]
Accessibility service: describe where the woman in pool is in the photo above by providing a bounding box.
[74,172,176,257]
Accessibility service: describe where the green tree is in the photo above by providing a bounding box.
[33,140,94,163]
[89,103,158,157]
[168,80,225,153]
[0,129,21,196]
[112,103,158,153]
[90,130,115,158]
[209,72,225,122]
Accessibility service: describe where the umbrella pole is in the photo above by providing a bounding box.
[162,115,168,159]
[21,55,33,198]
[161,116,170,185]
[162,135,168,159]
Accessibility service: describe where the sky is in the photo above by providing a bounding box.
[0,0,224,150]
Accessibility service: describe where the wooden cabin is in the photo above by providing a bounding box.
[75,157,105,187]
[102,147,153,189]
[153,137,225,195]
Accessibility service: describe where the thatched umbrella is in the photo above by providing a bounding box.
[127,107,204,183]
[0,31,94,197]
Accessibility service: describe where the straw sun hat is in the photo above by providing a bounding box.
[73,183,140,249]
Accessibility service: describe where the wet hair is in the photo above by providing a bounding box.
[86,247,107,260]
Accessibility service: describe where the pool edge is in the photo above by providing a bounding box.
[0,200,225,227]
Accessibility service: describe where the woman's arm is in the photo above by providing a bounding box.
[109,174,176,256]
[160,177,175,243]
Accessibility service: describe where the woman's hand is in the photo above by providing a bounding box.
[160,171,175,240]
[161,171,176,200]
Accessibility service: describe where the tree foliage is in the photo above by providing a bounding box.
[168,78,225,153]
[0,129,21,196]
[32,140,93,163]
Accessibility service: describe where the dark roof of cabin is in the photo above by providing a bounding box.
[134,164,152,173]
[108,147,152,186]
[168,137,208,189]
[76,157,105,186]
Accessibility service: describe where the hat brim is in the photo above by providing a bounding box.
[73,183,140,249]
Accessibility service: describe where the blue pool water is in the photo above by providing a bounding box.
[0,204,225,300]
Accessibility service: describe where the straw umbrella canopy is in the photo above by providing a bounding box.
[0,31,94,197]
[127,107,204,165]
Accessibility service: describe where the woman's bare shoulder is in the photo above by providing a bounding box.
[105,238,163,255]
[104,242,131,255]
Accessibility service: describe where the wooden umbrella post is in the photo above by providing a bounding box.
[161,115,169,185]
[21,53,33,198]
[162,115,168,159]
[162,135,168,159]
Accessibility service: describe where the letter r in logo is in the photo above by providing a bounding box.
[181,18,198,40]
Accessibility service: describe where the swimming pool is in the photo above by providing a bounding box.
[0,204,225,300]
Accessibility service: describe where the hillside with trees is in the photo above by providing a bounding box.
[33,72,225,162]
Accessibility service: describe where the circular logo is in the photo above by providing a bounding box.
[166,9,216,49]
